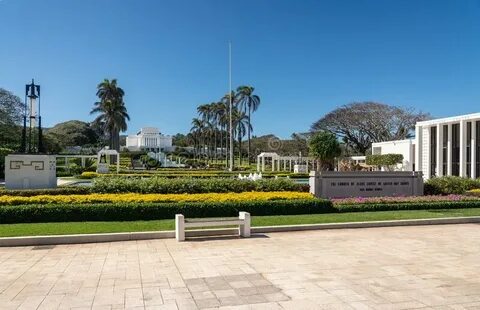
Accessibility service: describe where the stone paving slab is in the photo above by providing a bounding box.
[0,224,479,309]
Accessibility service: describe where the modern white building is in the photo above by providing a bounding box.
[372,112,480,179]
[126,127,173,152]
[371,139,416,171]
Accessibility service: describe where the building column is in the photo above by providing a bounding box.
[447,123,452,176]
[272,158,275,172]
[415,125,422,172]
[289,159,292,171]
[472,121,477,179]
[460,120,467,177]
[283,159,286,171]
[257,158,260,172]
[262,157,265,172]
[436,124,443,177]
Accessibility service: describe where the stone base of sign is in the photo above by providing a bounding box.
[5,154,57,190]
[309,171,424,198]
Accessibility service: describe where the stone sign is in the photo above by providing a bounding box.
[5,154,57,190]
[309,171,424,198]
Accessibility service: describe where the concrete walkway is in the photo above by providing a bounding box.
[0,224,479,309]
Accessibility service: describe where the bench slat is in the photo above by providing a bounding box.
[185,220,244,228]
[185,217,239,223]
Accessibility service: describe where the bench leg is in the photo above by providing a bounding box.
[239,212,251,238]
[175,214,185,242]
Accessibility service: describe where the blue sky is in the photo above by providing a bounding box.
[1,0,480,139]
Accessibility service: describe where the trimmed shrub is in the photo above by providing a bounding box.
[0,199,333,223]
[335,200,480,212]
[0,187,89,197]
[366,154,403,170]
[2,199,480,224]
[91,177,306,194]
[79,172,98,179]
[424,176,480,195]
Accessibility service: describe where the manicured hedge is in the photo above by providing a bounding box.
[2,199,480,224]
[91,177,307,194]
[0,199,333,223]
[0,187,90,197]
[424,176,480,195]
[335,200,480,212]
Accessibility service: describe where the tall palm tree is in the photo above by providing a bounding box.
[232,108,251,166]
[90,79,129,152]
[236,86,260,166]
[190,118,205,160]
[221,91,237,168]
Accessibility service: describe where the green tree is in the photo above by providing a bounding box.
[236,86,260,165]
[45,120,99,149]
[90,79,130,152]
[311,102,429,154]
[232,109,251,166]
[0,88,23,150]
[308,131,341,171]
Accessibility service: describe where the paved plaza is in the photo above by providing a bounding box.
[0,224,479,309]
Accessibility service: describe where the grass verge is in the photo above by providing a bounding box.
[0,208,479,237]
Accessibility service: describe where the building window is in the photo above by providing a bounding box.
[452,123,460,176]
[430,126,437,177]
[467,122,472,178]
[442,125,448,175]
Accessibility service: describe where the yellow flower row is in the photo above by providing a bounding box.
[0,191,313,206]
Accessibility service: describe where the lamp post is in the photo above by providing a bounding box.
[22,79,43,153]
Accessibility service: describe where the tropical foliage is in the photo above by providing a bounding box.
[308,131,341,170]
[90,79,130,151]
[189,85,260,167]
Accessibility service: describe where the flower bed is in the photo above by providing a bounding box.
[0,191,312,206]
[332,195,480,205]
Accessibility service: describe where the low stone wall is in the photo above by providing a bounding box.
[309,171,424,198]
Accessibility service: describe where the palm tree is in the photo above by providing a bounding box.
[90,79,129,152]
[221,91,237,168]
[232,108,251,166]
[190,118,206,161]
[236,86,260,166]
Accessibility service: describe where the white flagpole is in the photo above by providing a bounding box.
[229,42,234,171]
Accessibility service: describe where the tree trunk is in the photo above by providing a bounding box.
[238,135,242,166]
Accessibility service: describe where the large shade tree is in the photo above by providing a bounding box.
[0,88,23,150]
[310,102,429,154]
[236,86,260,165]
[90,79,130,152]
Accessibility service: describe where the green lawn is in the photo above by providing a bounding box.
[1,208,479,237]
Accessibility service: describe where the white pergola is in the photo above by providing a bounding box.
[257,152,317,172]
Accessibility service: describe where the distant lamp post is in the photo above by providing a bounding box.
[21,79,43,153]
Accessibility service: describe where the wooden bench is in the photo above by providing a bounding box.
[175,212,251,241]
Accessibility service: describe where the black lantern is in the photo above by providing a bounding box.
[21,79,43,153]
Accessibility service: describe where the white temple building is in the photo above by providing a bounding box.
[372,112,480,179]
[126,127,173,152]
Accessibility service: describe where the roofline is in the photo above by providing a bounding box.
[417,112,480,126]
